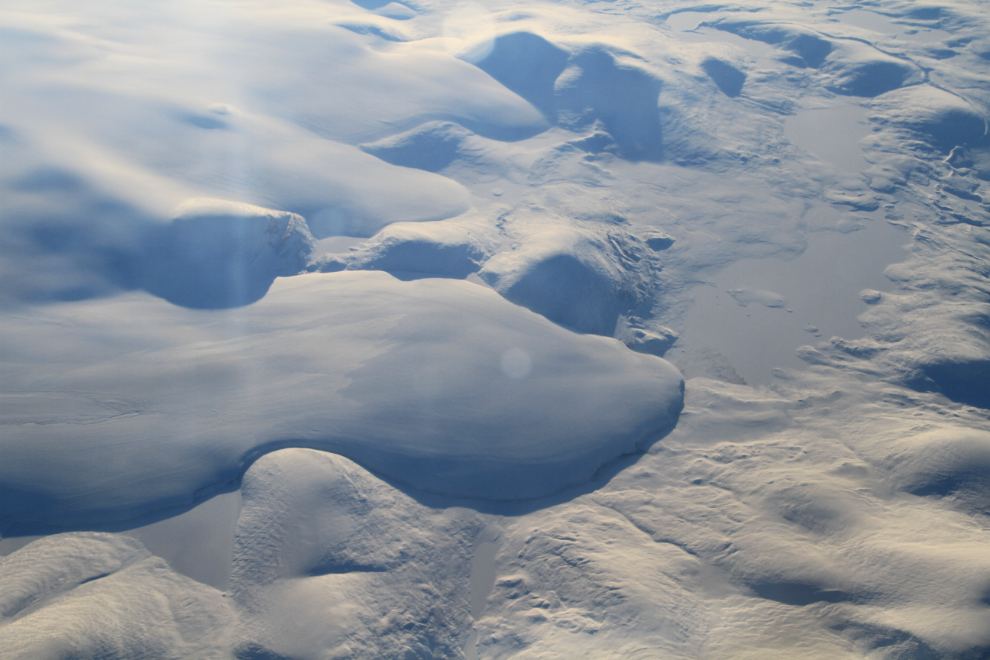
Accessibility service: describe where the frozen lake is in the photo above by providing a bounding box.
[784,100,871,173]
[836,9,952,42]
[674,213,907,385]
[672,98,908,385]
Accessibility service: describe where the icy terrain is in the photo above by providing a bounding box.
[2,0,990,657]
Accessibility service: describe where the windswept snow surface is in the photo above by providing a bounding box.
[0,272,683,525]
[4,0,990,657]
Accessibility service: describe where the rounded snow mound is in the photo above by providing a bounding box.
[871,86,988,152]
[229,449,473,658]
[464,33,663,160]
[359,121,472,172]
[0,272,684,527]
[711,21,834,68]
[141,199,316,309]
[468,31,571,120]
[885,428,990,514]
[554,45,664,160]
[341,220,491,279]
[479,226,645,336]
[823,43,922,98]
[0,533,232,659]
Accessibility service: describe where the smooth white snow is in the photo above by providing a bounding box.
[672,209,909,385]
[0,271,683,528]
[784,100,871,172]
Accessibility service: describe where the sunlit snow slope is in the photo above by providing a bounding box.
[0,272,682,525]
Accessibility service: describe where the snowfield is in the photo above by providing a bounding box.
[0,271,683,526]
[2,0,990,657]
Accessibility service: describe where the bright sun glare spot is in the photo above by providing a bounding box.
[500,347,532,379]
